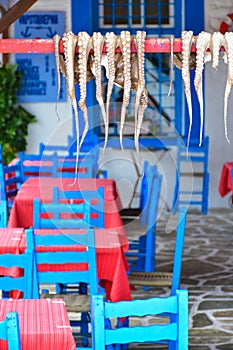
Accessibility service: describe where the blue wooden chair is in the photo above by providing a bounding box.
[0,162,23,226]
[92,289,188,350]
[128,207,187,295]
[172,136,209,214]
[33,196,91,229]
[0,165,8,227]
[120,161,160,224]
[19,151,58,182]
[53,186,105,228]
[0,312,22,350]
[26,227,98,347]
[3,163,23,208]
[56,157,94,178]
[0,241,33,298]
[125,168,162,272]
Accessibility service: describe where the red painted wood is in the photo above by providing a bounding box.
[0,37,188,53]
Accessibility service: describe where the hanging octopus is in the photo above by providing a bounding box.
[76,31,93,154]
[181,30,194,147]
[62,31,80,164]
[104,32,118,151]
[223,32,233,143]
[92,32,107,149]
[194,31,211,146]
[53,30,148,157]
[211,31,225,71]
[134,30,147,156]
[118,31,132,150]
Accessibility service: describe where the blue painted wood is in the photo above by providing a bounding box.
[92,289,188,349]
[19,151,58,181]
[56,158,94,178]
[184,0,205,140]
[0,242,33,298]
[172,137,209,214]
[0,312,21,350]
[33,198,91,229]
[26,228,97,298]
[171,207,187,295]
[53,186,105,228]
[0,165,8,227]
[126,163,162,272]
[26,227,98,346]
[3,163,23,209]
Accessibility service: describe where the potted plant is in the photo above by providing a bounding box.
[0,62,36,164]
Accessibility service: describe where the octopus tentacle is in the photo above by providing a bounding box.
[105,32,118,151]
[194,31,211,146]
[92,32,107,149]
[53,34,62,120]
[136,88,148,156]
[181,30,194,147]
[119,31,132,150]
[168,34,174,97]
[223,32,233,143]
[134,31,147,156]
[77,31,92,154]
[62,31,79,160]
[211,32,225,70]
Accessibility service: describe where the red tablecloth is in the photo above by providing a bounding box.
[8,178,123,231]
[0,228,24,277]
[0,298,76,350]
[20,228,131,302]
[218,162,233,197]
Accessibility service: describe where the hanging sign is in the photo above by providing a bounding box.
[14,12,66,103]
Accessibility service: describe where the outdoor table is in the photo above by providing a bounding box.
[218,162,233,197]
[0,298,76,350]
[20,228,132,302]
[8,177,123,231]
[0,228,24,277]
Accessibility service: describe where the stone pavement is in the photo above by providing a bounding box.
[72,208,233,349]
[125,208,233,349]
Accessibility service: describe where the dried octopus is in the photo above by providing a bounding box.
[53,30,148,158]
[223,32,233,143]
[180,30,194,147]
[194,31,211,146]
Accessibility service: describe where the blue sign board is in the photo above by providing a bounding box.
[15,12,66,103]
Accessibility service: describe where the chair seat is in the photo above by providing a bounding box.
[40,293,90,312]
[128,271,172,287]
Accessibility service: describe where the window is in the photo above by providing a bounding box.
[99,0,174,28]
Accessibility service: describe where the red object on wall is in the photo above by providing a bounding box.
[219,13,233,34]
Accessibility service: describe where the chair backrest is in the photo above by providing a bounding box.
[171,207,187,295]
[33,197,91,229]
[92,289,188,349]
[0,165,8,227]
[139,161,161,226]
[56,157,94,178]
[0,242,33,298]
[53,186,105,228]
[3,163,23,208]
[0,312,21,350]
[26,227,98,299]
[19,151,58,181]
[176,136,209,176]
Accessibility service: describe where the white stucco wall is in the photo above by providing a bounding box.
[205,0,233,208]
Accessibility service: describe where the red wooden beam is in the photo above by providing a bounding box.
[0,37,190,54]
